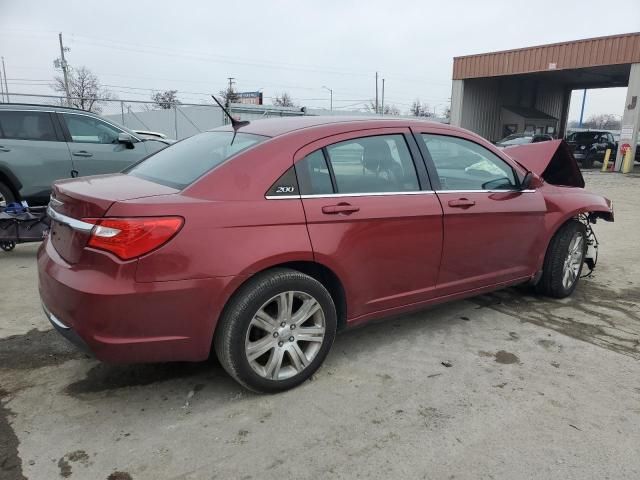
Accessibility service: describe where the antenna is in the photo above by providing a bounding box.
[211,95,249,131]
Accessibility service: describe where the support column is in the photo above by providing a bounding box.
[614,63,640,172]
[558,87,572,139]
[450,80,464,127]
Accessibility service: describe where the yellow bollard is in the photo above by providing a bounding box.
[601,149,612,172]
[622,148,634,174]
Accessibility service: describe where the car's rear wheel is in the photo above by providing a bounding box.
[537,220,587,298]
[0,181,16,208]
[214,268,337,393]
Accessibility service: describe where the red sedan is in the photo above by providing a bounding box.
[38,117,613,392]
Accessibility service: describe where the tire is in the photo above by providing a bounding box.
[0,181,16,207]
[536,220,587,298]
[214,268,337,393]
[581,154,594,169]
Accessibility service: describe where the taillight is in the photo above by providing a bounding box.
[82,217,184,260]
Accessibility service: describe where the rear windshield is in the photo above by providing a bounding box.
[127,131,267,189]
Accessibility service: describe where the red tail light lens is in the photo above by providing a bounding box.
[83,217,184,260]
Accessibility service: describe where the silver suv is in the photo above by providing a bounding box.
[0,104,169,206]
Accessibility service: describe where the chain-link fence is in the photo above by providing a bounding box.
[2,92,435,141]
[4,92,225,140]
[4,93,309,140]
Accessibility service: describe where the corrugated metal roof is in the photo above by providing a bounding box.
[453,32,640,80]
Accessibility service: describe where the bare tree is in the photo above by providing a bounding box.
[53,66,112,112]
[273,92,296,107]
[219,86,239,105]
[410,99,432,117]
[365,100,400,115]
[582,114,621,130]
[384,104,400,115]
[151,90,180,109]
[442,106,451,122]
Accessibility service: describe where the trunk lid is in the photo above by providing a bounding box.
[505,139,585,188]
[49,174,178,264]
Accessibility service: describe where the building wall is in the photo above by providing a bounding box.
[452,77,565,141]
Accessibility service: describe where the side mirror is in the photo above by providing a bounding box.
[521,171,543,190]
[118,132,135,149]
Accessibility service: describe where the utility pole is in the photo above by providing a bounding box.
[0,61,5,102]
[322,86,333,111]
[226,77,235,107]
[1,57,9,103]
[58,33,71,107]
[375,72,379,114]
[381,78,385,116]
[578,89,587,128]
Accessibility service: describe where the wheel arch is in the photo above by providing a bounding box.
[537,204,612,273]
[213,259,348,343]
[0,166,22,200]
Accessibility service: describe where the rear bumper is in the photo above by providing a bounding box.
[42,303,92,355]
[37,237,243,364]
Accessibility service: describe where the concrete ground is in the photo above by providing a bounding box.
[1,171,639,480]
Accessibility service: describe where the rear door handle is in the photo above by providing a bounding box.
[448,198,476,208]
[321,203,360,215]
[72,150,93,158]
[0,146,10,152]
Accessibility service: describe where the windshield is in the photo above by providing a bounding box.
[567,132,602,142]
[497,134,533,146]
[127,131,267,189]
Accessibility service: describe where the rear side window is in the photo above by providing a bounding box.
[0,111,57,141]
[326,135,419,194]
[128,131,267,189]
[296,150,334,195]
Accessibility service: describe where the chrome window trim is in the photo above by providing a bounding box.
[47,206,95,233]
[266,190,436,200]
[435,189,536,194]
[265,189,535,200]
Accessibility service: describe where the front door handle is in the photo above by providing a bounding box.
[321,203,360,215]
[448,198,476,208]
[72,150,93,158]
[0,146,10,152]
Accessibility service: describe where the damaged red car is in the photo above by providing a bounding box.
[38,117,614,392]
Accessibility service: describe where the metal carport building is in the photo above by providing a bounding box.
[450,32,640,171]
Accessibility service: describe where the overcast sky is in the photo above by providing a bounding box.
[1,0,639,120]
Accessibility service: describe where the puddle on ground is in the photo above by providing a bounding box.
[472,282,640,359]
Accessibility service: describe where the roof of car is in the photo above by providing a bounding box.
[0,103,94,113]
[212,115,461,137]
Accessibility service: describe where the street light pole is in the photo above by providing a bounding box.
[322,86,333,111]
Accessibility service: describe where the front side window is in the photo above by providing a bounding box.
[128,131,266,189]
[63,114,123,144]
[0,111,57,141]
[325,134,419,194]
[422,134,517,191]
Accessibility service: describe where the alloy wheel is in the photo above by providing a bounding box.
[562,232,584,289]
[244,291,326,381]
